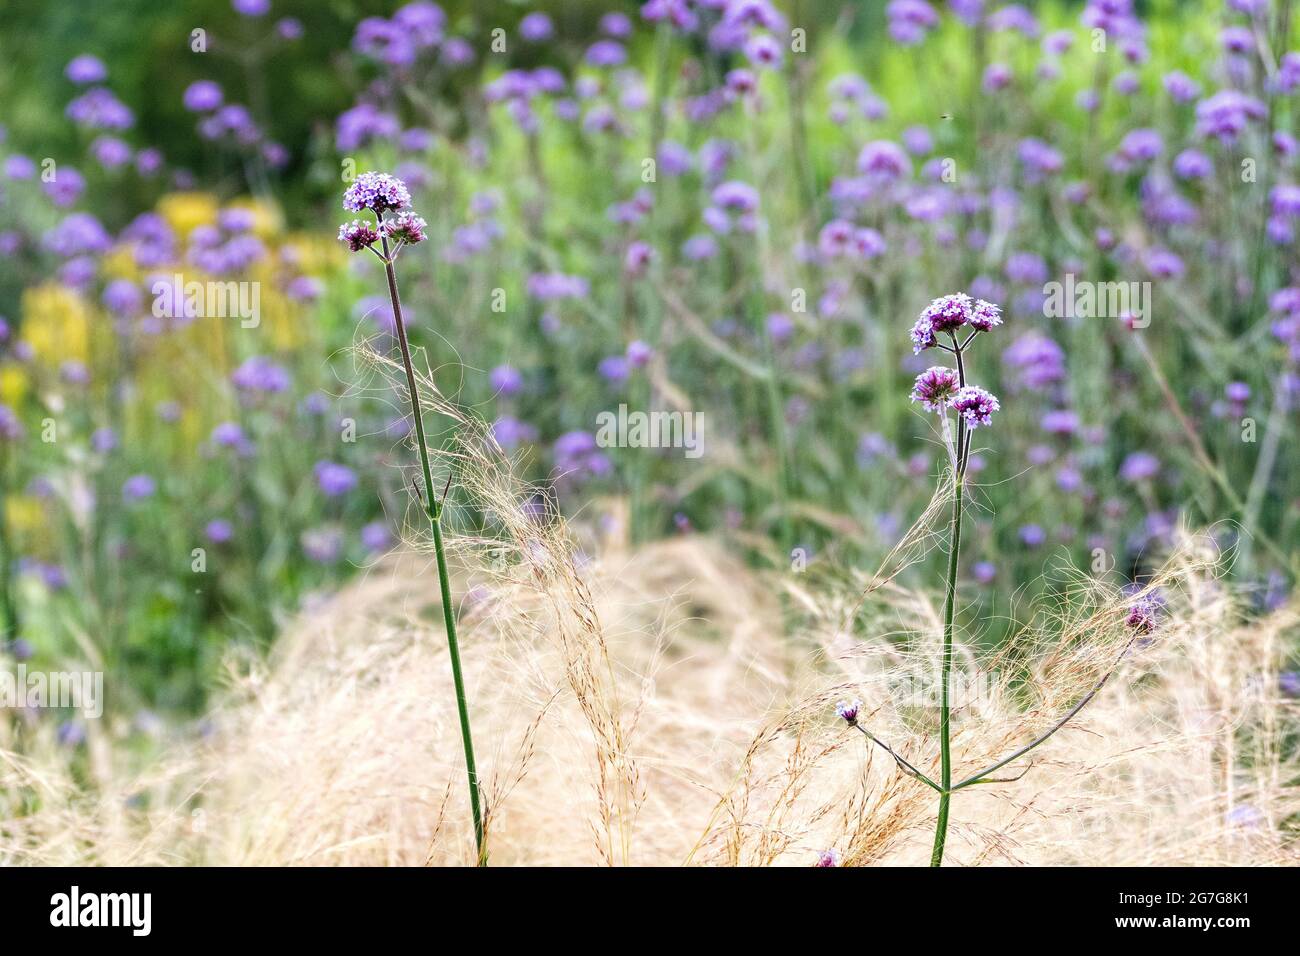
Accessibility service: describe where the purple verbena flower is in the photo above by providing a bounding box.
[835,699,861,723]
[1126,598,1159,634]
[338,219,379,251]
[949,386,1001,428]
[911,366,960,411]
[342,172,412,214]
[381,210,428,245]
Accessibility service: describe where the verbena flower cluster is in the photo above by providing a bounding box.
[909,292,1003,353]
[342,171,412,214]
[908,293,1003,429]
[338,173,425,254]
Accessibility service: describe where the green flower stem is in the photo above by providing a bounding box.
[930,343,968,868]
[930,469,963,867]
[380,232,486,865]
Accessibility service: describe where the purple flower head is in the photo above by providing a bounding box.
[232,356,291,395]
[490,364,524,396]
[911,366,960,411]
[338,219,379,252]
[586,40,627,67]
[5,154,35,180]
[183,80,223,112]
[361,521,394,553]
[66,87,133,130]
[553,430,612,483]
[682,234,718,261]
[1019,524,1047,548]
[1126,597,1159,635]
[745,33,782,69]
[886,0,938,44]
[857,140,911,181]
[206,519,234,544]
[835,699,861,724]
[969,299,1003,332]
[315,461,357,498]
[983,63,1012,92]
[58,721,86,747]
[1145,248,1184,279]
[519,12,553,42]
[1163,71,1200,103]
[65,55,107,84]
[343,172,412,214]
[598,355,630,384]
[44,213,111,257]
[1195,90,1266,144]
[1119,451,1160,483]
[1040,410,1080,436]
[910,293,977,351]
[491,415,538,450]
[624,240,655,276]
[91,427,117,453]
[233,0,270,16]
[381,210,428,245]
[626,340,655,368]
[122,474,157,502]
[0,406,23,442]
[815,849,841,867]
[210,421,250,454]
[1172,149,1213,180]
[950,386,1001,428]
[527,272,589,300]
[1018,138,1064,180]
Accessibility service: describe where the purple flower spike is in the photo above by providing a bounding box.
[835,698,861,723]
[911,366,960,411]
[342,172,412,214]
[338,219,379,251]
[949,386,1001,428]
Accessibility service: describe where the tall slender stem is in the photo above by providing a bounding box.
[930,476,962,867]
[380,230,486,865]
[931,343,967,867]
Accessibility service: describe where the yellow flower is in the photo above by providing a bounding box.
[157,191,219,237]
[0,366,28,405]
[100,245,146,281]
[283,231,346,276]
[5,496,45,538]
[20,283,93,366]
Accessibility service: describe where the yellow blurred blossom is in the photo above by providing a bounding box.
[5,495,46,538]
[283,232,346,276]
[0,366,28,405]
[21,283,94,366]
[157,191,219,237]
